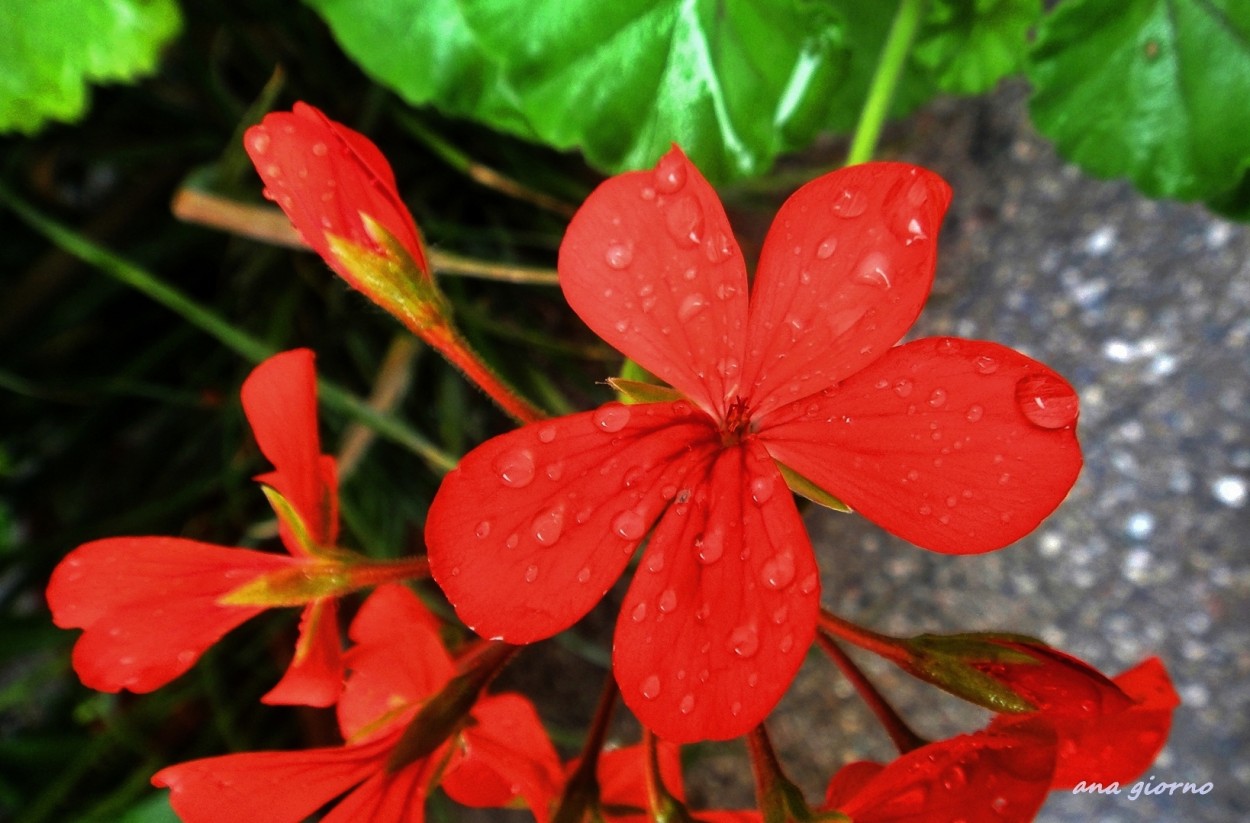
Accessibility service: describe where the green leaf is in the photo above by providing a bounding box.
[0,0,181,134]
[914,0,1040,94]
[1028,0,1250,207]
[305,0,534,137]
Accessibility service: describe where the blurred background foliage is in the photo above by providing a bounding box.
[1,0,1248,820]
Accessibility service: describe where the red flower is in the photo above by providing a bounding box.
[153,584,563,823]
[245,102,428,278]
[428,148,1082,742]
[47,350,368,706]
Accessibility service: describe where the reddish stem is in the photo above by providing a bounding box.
[818,609,910,665]
[422,323,546,425]
[551,675,618,823]
[816,632,926,755]
[347,555,430,586]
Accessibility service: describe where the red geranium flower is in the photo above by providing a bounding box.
[153,584,563,823]
[427,148,1082,742]
[47,349,421,706]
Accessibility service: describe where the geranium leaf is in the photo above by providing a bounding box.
[1028,0,1250,210]
[0,0,181,134]
[914,0,1040,95]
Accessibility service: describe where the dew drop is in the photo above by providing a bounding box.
[594,403,631,432]
[577,566,591,584]
[853,252,893,288]
[799,572,819,595]
[665,195,704,247]
[731,701,743,717]
[631,602,648,623]
[640,674,662,700]
[545,460,564,481]
[695,529,725,564]
[729,625,760,658]
[704,232,733,262]
[966,404,984,422]
[780,634,795,653]
[974,355,999,374]
[772,605,789,624]
[679,693,696,715]
[248,131,271,154]
[612,510,647,540]
[605,243,633,270]
[1014,374,1079,429]
[264,163,282,178]
[538,425,557,443]
[749,475,776,505]
[524,564,539,583]
[832,187,869,218]
[678,292,709,321]
[716,357,741,378]
[761,552,796,590]
[532,507,565,546]
[311,141,328,157]
[815,235,839,259]
[474,520,491,539]
[647,552,666,573]
[506,533,520,549]
[658,588,678,613]
[495,449,536,488]
[177,649,196,665]
[747,672,760,688]
[654,154,687,193]
[893,378,914,398]
[928,388,948,408]
[941,765,968,791]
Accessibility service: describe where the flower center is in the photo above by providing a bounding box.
[720,396,753,445]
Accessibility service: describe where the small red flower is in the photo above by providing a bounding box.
[583,741,759,822]
[153,584,563,823]
[245,102,428,278]
[427,145,1085,735]
[48,350,347,705]
[428,148,1082,742]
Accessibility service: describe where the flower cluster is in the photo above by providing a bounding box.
[45,103,1178,822]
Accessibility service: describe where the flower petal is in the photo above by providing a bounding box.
[559,146,748,420]
[261,598,344,707]
[338,584,455,742]
[152,730,397,823]
[46,537,294,693]
[427,402,719,643]
[613,440,819,742]
[759,338,1082,554]
[245,102,428,275]
[241,349,338,550]
[442,693,564,821]
[742,163,952,419]
[828,728,1056,822]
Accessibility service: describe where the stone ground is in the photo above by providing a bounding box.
[471,81,1250,821]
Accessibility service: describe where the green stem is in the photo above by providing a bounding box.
[844,0,927,166]
[0,182,457,474]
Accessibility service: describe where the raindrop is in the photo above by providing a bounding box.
[631,602,648,623]
[545,461,564,481]
[647,552,666,573]
[761,552,796,590]
[678,293,709,321]
[525,564,539,583]
[780,634,795,653]
[974,355,999,375]
[716,357,741,378]
[941,765,968,791]
[605,243,633,270]
[815,235,839,259]
[729,625,760,658]
[594,403,632,433]
[264,163,282,178]
[928,388,948,408]
[654,154,687,193]
[177,649,196,665]
[665,195,704,247]
[695,529,725,564]
[640,674,662,700]
[577,567,591,584]
[532,507,565,546]
[747,673,760,688]
[853,252,893,288]
[749,475,776,505]
[538,425,557,443]
[893,378,914,398]
[966,404,984,422]
[613,510,647,540]
[906,469,921,481]
[679,693,696,715]
[658,589,678,613]
[248,132,270,154]
[799,573,819,595]
[772,605,789,624]
[474,520,491,539]
[311,142,328,157]
[832,187,869,218]
[495,449,536,488]
[1014,374,1079,429]
[705,232,733,262]
[506,533,520,549]
[731,701,743,717]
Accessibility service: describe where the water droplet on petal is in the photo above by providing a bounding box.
[264,163,282,178]
[631,602,648,623]
[731,701,742,716]
[893,378,914,398]
[941,765,968,791]
[1014,374,1079,429]
[679,693,696,714]
[749,475,776,505]
[613,510,647,540]
[525,565,539,583]
[966,404,984,422]
[577,567,591,584]
[695,529,725,564]
[594,403,631,433]
[506,533,520,549]
[474,520,491,539]
[658,588,678,613]
[640,674,662,700]
[537,425,557,443]
[928,388,947,408]
[717,357,741,378]
[729,625,760,658]
[678,292,709,321]
[647,552,666,573]
[832,187,868,218]
[605,243,633,270]
[248,132,270,154]
[704,232,733,262]
[799,573,819,595]
[311,141,328,157]
[654,154,687,193]
[772,605,789,624]
[815,235,838,259]
[495,449,536,488]
[761,552,796,590]
[853,252,892,288]
[780,634,795,653]
[974,355,999,374]
[532,507,565,546]
[665,195,704,247]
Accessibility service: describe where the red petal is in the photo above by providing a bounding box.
[442,694,564,821]
[337,585,455,742]
[244,103,428,275]
[261,598,344,707]
[596,741,686,807]
[613,440,819,742]
[558,146,748,420]
[742,164,952,418]
[46,537,293,693]
[319,760,433,823]
[152,730,396,823]
[241,349,338,551]
[759,338,1082,554]
[823,761,885,809]
[427,402,719,643]
[829,729,1056,823]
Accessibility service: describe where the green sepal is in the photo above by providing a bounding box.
[775,462,851,513]
[902,631,1048,714]
[259,485,319,557]
[327,215,451,333]
[218,561,357,608]
[606,377,685,405]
